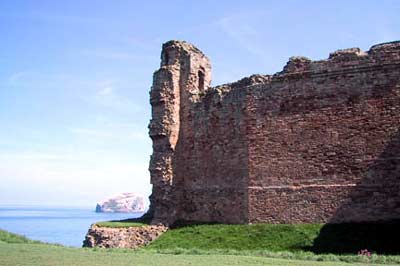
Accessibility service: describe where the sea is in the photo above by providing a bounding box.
[0,205,145,247]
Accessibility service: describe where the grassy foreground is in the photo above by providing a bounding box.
[0,242,395,266]
[2,223,400,266]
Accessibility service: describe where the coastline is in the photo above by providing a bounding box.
[0,205,144,247]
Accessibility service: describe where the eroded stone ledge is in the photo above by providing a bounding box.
[82,224,168,249]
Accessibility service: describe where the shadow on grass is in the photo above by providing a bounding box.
[168,220,400,255]
[310,221,400,254]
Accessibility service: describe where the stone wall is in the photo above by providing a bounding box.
[148,40,400,225]
[174,84,250,223]
[83,224,167,248]
[247,42,400,223]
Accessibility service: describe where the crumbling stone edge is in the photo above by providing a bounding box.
[82,224,168,249]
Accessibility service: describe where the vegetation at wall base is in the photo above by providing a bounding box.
[95,217,151,228]
[145,221,400,255]
[147,223,320,252]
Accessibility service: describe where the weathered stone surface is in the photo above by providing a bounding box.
[82,224,167,248]
[148,40,400,225]
[148,40,212,224]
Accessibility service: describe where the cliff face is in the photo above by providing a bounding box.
[96,193,145,213]
[148,40,400,225]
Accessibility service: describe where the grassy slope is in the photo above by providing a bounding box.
[142,222,400,255]
[0,229,41,244]
[0,242,393,266]
[3,223,400,265]
[146,223,321,252]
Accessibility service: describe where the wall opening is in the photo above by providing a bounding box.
[198,70,205,92]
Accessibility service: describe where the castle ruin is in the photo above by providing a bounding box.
[148,40,400,225]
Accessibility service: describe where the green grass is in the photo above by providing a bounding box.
[146,223,321,252]
[0,242,395,266]
[95,217,150,228]
[0,229,41,244]
[2,229,400,265]
[146,248,400,265]
[3,221,400,266]
[143,221,400,255]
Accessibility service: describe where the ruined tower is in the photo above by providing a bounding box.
[148,40,400,226]
[148,41,211,224]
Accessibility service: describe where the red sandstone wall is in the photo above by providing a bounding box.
[149,40,400,225]
[149,41,211,224]
[174,87,250,223]
[247,42,400,223]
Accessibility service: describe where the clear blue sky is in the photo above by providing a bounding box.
[0,0,399,207]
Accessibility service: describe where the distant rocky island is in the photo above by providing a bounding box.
[95,193,146,213]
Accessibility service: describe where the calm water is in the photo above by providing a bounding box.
[0,206,144,247]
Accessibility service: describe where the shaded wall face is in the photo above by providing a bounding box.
[174,88,249,223]
[248,66,400,223]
